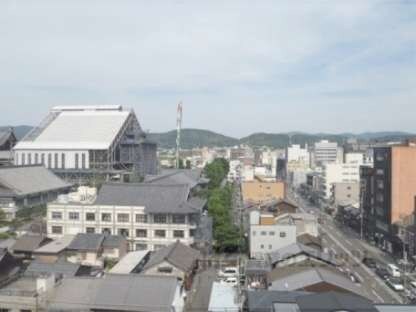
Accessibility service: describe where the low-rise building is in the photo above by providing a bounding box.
[242,181,285,205]
[0,165,72,220]
[331,181,360,207]
[12,234,52,259]
[249,211,297,259]
[47,183,207,251]
[109,250,151,274]
[33,235,75,263]
[141,241,201,289]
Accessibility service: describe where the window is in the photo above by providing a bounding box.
[260,244,264,249]
[377,180,384,189]
[102,228,112,235]
[41,153,45,165]
[158,266,173,273]
[86,227,95,234]
[101,213,112,222]
[154,230,166,238]
[28,153,32,165]
[269,231,275,236]
[75,153,79,169]
[86,213,95,221]
[69,212,79,220]
[136,243,147,251]
[376,169,384,176]
[153,214,167,224]
[54,153,59,168]
[22,153,26,165]
[15,153,19,165]
[61,153,65,169]
[136,229,147,238]
[154,244,165,250]
[35,153,39,164]
[173,230,184,238]
[280,232,286,238]
[51,211,62,220]
[172,214,185,224]
[47,154,52,168]
[52,226,63,234]
[118,228,129,237]
[135,214,147,223]
[189,229,196,237]
[269,244,273,250]
[81,153,86,169]
[117,213,130,223]
[261,231,267,236]
[252,231,256,236]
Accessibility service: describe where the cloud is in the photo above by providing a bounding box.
[0,0,415,136]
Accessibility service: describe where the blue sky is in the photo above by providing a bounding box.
[0,0,415,137]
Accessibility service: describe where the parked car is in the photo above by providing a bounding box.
[386,278,404,292]
[387,264,401,278]
[376,267,389,279]
[218,267,239,278]
[362,257,377,269]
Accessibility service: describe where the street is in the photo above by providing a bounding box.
[288,189,404,304]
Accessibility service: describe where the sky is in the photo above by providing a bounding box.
[0,0,415,137]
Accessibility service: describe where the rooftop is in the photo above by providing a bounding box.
[208,282,239,312]
[145,169,206,189]
[14,106,131,150]
[67,233,105,252]
[48,274,179,312]
[94,182,202,214]
[12,235,50,253]
[110,250,150,274]
[143,241,201,273]
[24,259,80,277]
[33,235,75,254]
[0,165,71,197]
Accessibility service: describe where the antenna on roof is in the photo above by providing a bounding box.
[176,102,183,169]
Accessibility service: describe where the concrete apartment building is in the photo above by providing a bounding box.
[47,183,207,251]
[361,141,416,255]
[13,105,157,182]
[313,140,343,167]
[331,182,360,207]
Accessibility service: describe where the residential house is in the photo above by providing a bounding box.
[208,282,240,312]
[24,259,81,278]
[109,250,151,274]
[141,241,201,289]
[12,234,51,259]
[32,235,75,263]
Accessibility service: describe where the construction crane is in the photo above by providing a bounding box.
[176,102,183,169]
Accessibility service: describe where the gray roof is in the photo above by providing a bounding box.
[269,267,362,297]
[24,259,80,277]
[33,235,75,254]
[12,235,50,253]
[67,233,105,252]
[0,238,16,250]
[145,169,205,189]
[143,241,201,273]
[48,274,179,312]
[95,183,199,214]
[269,243,337,267]
[296,291,378,312]
[0,165,71,197]
[102,234,126,249]
[246,290,310,312]
[245,259,271,274]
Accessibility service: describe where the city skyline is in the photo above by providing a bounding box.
[1,0,415,137]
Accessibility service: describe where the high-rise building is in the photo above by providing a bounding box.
[361,141,416,254]
[313,140,342,166]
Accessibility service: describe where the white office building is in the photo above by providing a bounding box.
[313,140,342,166]
[47,183,207,251]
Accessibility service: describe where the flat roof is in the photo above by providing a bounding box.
[208,282,239,312]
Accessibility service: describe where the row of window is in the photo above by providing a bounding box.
[16,152,86,169]
[50,226,192,239]
[52,211,186,224]
[252,231,287,238]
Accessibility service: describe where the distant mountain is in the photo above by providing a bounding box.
[1,125,414,149]
[0,125,32,140]
[148,129,239,149]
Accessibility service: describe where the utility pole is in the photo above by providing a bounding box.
[176,102,183,169]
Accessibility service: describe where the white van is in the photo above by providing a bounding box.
[387,264,401,278]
